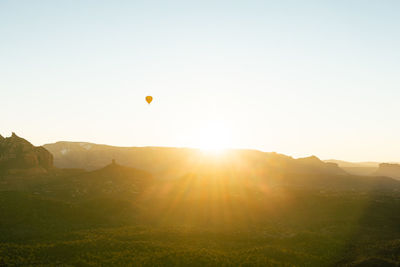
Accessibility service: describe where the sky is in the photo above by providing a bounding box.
[1,0,400,162]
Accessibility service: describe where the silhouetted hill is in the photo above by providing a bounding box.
[324,159,381,176]
[326,160,400,179]
[44,142,346,178]
[324,160,380,168]
[374,163,400,180]
[0,159,154,232]
[42,141,400,192]
[0,132,53,173]
[296,156,346,175]
[35,159,153,202]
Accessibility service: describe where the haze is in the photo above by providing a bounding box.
[2,0,400,161]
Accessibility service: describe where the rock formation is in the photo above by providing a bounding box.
[0,132,53,172]
[374,163,400,180]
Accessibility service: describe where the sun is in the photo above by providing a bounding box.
[198,143,227,155]
[193,121,232,154]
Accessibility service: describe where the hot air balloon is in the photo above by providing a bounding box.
[145,96,153,104]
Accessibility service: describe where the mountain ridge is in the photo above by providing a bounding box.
[44,141,346,177]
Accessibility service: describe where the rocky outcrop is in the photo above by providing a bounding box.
[295,155,347,175]
[374,163,400,180]
[0,132,53,172]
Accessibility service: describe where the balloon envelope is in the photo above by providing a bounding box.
[145,96,153,104]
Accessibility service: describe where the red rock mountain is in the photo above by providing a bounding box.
[0,132,53,172]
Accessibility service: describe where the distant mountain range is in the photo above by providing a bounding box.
[325,159,400,179]
[41,139,400,190]
[44,141,400,181]
[43,141,347,178]
[374,163,400,179]
[1,133,400,189]
[324,160,381,168]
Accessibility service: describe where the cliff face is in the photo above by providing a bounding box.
[0,132,53,172]
[374,163,400,180]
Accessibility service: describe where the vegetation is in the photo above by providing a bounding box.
[1,161,399,266]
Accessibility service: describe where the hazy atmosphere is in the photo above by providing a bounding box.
[2,0,400,161]
[2,1,400,266]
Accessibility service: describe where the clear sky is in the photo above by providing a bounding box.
[1,0,400,162]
